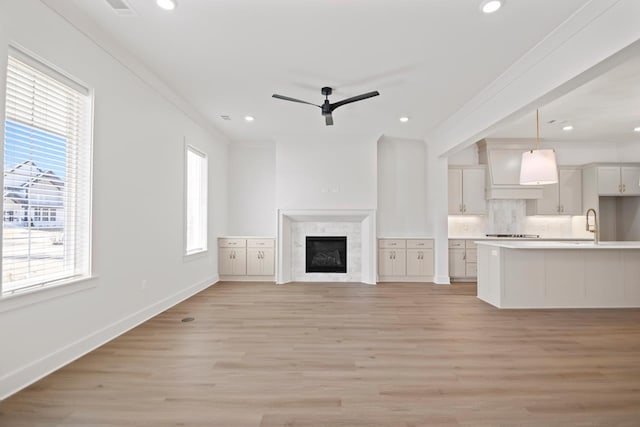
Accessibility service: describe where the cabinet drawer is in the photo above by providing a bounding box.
[247,238,274,248]
[378,239,406,249]
[219,238,246,248]
[406,239,433,249]
[465,240,478,249]
[466,249,477,263]
[448,239,465,249]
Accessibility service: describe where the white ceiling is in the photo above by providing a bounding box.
[64,0,590,142]
[488,53,640,144]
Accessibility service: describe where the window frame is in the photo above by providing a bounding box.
[184,143,208,257]
[1,46,95,300]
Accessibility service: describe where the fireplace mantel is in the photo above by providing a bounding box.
[276,209,377,284]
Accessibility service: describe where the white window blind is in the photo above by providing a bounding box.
[185,145,207,255]
[2,50,92,295]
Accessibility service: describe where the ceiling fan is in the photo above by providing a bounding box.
[272,87,380,126]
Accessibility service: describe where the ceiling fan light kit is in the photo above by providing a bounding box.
[520,109,559,186]
[272,86,380,126]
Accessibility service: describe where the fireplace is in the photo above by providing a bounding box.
[306,236,347,273]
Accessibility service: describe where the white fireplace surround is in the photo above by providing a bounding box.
[277,209,377,284]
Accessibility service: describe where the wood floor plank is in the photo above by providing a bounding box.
[1,281,640,426]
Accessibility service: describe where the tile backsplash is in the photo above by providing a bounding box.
[449,199,591,238]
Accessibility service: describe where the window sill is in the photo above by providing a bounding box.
[184,248,208,258]
[0,276,98,314]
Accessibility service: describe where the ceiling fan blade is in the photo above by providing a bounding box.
[330,91,380,110]
[272,94,320,107]
[325,114,334,126]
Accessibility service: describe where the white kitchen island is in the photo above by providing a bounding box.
[477,241,640,308]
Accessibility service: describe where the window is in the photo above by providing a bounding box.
[185,145,207,255]
[2,49,92,296]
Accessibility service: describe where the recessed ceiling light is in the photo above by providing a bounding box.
[634,126,640,132]
[156,0,177,11]
[244,116,255,122]
[480,0,502,14]
[562,125,574,131]
[399,117,409,123]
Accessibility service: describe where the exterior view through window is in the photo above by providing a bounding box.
[185,145,207,255]
[2,51,92,295]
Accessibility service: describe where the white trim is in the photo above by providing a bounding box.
[184,143,208,256]
[39,0,230,145]
[427,0,640,156]
[0,274,219,400]
[0,275,97,313]
[434,275,451,285]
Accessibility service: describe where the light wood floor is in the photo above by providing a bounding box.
[2,282,640,426]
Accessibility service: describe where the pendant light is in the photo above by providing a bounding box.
[519,109,558,185]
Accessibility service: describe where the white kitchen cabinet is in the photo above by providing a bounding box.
[527,168,582,215]
[448,167,486,215]
[247,248,275,276]
[219,248,246,276]
[449,240,478,280]
[593,165,640,196]
[407,249,434,277]
[622,167,640,196]
[378,249,406,276]
[449,249,466,278]
[219,237,275,280]
[378,239,433,282]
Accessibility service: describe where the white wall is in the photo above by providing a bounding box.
[227,142,276,236]
[275,134,378,210]
[377,137,428,237]
[0,0,228,398]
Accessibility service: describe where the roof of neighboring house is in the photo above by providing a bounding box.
[3,161,65,207]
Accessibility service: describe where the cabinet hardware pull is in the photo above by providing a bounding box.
[459,204,463,213]
[623,184,626,193]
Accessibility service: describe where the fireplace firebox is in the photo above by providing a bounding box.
[305,236,347,273]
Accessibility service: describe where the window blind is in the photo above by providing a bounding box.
[185,146,207,254]
[2,51,92,295]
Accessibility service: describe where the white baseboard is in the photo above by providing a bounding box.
[0,275,219,400]
[219,275,275,282]
[434,275,451,285]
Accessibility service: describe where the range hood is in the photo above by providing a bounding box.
[478,140,544,200]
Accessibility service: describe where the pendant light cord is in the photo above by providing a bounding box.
[536,109,540,150]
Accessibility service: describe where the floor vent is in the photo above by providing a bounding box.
[181,317,195,323]
[104,0,137,16]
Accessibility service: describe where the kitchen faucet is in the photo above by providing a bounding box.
[585,208,599,244]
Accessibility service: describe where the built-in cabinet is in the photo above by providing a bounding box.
[378,239,434,282]
[594,166,640,196]
[449,240,477,280]
[219,237,275,281]
[448,167,487,215]
[526,167,582,215]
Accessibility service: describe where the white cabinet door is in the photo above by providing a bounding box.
[466,262,477,278]
[406,249,422,276]
[261,248,275,276]
[597,167,621,195]
[246,248,262,275]
[462,168,487,214]
[449,249,466,278]
[393,250,406,276]
[559,168,582,215]
[535,181,560,215]
[621,167,640,196]
[232,249,246,275]
[448,169,463,215]
[378,249,394,276]
[219,248,235,275]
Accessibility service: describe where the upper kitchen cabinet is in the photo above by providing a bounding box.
[448,167,487,215]
[527,168,582,215]
[586,165,640,196]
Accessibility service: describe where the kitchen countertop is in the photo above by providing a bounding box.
[476,241,640,249]
[449,236,593,241]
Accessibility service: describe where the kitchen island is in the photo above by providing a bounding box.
[477,241,640,308]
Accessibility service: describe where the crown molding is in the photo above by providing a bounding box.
[40,0,230,145]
